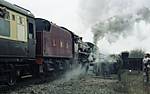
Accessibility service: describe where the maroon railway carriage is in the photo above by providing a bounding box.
[35,18,74,73]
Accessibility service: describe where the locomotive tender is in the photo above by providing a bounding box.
[0,0,92,85]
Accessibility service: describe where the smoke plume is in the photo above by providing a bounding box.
[92,7,150,44]
[78,0,150,53]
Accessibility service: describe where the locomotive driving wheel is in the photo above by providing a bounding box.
[7,64,16,86]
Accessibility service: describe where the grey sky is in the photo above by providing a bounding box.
[7,0,93,42]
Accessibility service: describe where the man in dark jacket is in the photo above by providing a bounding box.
[116,55,123,81]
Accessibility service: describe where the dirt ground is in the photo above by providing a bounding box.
[6,75,126,94]
[3,70,150,94]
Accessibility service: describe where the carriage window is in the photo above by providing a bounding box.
[0,8,10,37]
[29,23,33,34]
[29,23,34,39]
[19,16,22,24]
[12,14,15,21]
[0,19,10,37]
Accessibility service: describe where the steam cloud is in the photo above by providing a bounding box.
[61,65,88,81]
[92,7,150,44]
[78,0,150,53]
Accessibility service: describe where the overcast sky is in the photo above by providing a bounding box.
[6,0,93,42]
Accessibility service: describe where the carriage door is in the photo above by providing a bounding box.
[27,18,36,58]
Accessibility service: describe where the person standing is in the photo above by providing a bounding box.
[143,53,150,83]
[116,55,123,81]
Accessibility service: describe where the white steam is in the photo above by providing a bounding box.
[62,65,87,81]
[96,8,150,54]
[78,0,150,54]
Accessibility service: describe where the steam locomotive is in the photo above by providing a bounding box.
[0,0,95,85]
